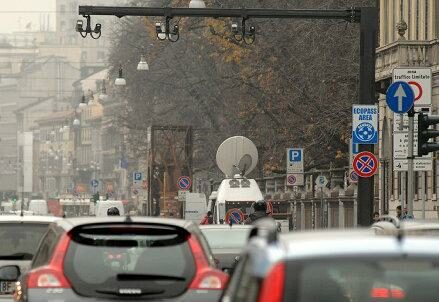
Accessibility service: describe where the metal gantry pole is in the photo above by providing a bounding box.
[78,5,377,224]
[357,7,378,226]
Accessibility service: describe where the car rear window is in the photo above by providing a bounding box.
[286,258,439,302]
[201,228,250,249]
[64,224,195,299]
[0,223,50,260]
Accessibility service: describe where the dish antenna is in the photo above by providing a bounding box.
[216,136,258,177]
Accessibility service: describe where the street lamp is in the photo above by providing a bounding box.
[78,94,87,109]
[189,0,206,8]
[73,118,81,127]
[88,91,95,106]
[99,80,108,101]
[137,54,149,71]
[114,66,126,86]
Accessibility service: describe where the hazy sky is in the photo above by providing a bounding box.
[0,0,56,33]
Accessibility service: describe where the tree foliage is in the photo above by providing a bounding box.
[108,0,375,179]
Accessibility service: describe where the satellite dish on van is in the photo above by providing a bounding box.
[216,136,258,177]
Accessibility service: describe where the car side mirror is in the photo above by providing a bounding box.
[0,265,20,281]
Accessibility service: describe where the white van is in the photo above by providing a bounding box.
[183,193,207,223]
[95,200,125,217]
[28,200,48,215]
[208,175,264,224]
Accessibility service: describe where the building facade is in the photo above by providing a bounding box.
[376,0,439,218]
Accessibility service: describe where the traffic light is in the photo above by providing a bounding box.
[417,113,439,156]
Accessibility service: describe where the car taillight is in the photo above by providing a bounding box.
[370,287,406,299]
[258,262,285,302]
[27,233,71,289]
[188,235,229,290]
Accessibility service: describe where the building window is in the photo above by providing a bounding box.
[60,21,66,32]
[60,5,66,13]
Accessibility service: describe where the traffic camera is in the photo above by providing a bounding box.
[417,113,439,156]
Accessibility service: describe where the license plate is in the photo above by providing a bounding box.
[0,281,13,294]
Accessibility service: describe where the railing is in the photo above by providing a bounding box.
[376,39,439,81]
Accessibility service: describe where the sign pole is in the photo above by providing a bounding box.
[407,106,415,217]
[421,171,426,219]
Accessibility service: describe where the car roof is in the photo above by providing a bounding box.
[0,215,60,223]
[200,225,253,230]
[279,229,439,259]
[55,216,197,232]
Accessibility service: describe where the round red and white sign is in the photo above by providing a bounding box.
[352,151,378,178]
[287,175,296,185]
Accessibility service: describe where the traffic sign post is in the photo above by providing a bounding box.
[352,151,378,178]
[386,82,415,114]
[225,208,245,225]
[286,148,304,186]
[352,105,378,144]
[177,176,192,191]
[386,77,416,218]
[315,175,328,228]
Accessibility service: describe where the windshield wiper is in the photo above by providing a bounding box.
[0,252,33,260]
[117,273,186,281]
[96,288,164,296]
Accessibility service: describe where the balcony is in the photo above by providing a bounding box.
[376,39,439,82]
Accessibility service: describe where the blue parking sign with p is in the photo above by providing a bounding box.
[134,172,142,181]
[289,149,302,162]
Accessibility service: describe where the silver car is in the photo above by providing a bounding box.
[0,215,59,301]
[222,218,439,302]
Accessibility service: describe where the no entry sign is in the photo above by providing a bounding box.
[352,151,378,178]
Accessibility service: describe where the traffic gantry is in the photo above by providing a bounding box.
[417,113,439,156]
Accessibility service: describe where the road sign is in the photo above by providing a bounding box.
[349,171,359,183]
[394,158,432,171]
[90,179,99,188]
[225,208,245,224]
[352,105,378,144]
[177,176,192,190]
[133,172,143,188]
[393,68,432,107]
[315,175,328,188]
[385,81,415,113]
[132,189,139,195]
[287,148,304,174]
[286,173,304,186]
[352,151,378,178]
[178,190,188,201]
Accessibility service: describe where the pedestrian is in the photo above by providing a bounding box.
[244,200,270,225]
[396,205,414,220]
[373,211,380,223]
[200,211,213,225]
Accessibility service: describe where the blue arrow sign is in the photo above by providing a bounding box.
[386,81,415,113]
[90,179,99,188]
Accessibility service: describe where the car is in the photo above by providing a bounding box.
[221,218,439,302]
[13,216,228,302]
[0,215,60,301]
[200,225,252,273]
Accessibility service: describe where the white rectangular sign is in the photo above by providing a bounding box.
[286,173,304,186]
[286,148,304,174]
[352,105,378,144]
[394,158,432,171]
[393,68,432,107]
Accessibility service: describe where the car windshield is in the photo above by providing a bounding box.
[201,228,250,249]
[64,225,195,299]
[0,223,50,259]
[289,258,439,302]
